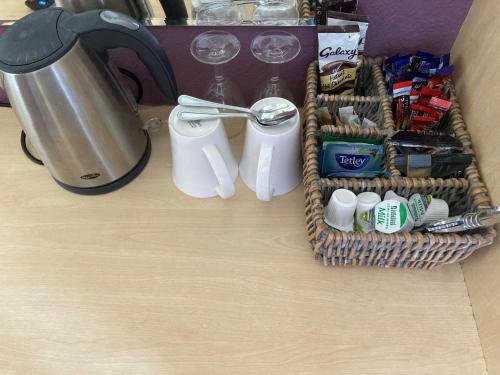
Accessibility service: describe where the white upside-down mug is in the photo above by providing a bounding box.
[239,97,302,201]
[168,105,238,199]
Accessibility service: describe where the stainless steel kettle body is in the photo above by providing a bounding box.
[0,9,177,194]
[3,42,149,191]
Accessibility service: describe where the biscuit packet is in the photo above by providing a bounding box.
[317,25,360,95]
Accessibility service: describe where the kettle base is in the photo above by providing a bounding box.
[54,133,152,195]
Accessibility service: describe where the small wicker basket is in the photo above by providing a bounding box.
[298,0,313,19]
[302,60,496,268]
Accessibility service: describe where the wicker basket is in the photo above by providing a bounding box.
[305,179,496,269]
[298,0,313,19]
[302,60,496,268]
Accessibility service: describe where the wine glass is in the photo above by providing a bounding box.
[252,1,299,26]
[190,30,245,106]
[250,30,301,103]
[195,1,244,25]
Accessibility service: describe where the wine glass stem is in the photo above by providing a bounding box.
[214,64,224,83]
[270,64,280,83]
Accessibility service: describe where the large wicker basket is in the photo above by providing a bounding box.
[302,60,496,268]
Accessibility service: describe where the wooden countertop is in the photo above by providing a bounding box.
[2,0,30,21]
[0,107,487,374]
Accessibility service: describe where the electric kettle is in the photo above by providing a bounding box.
[0,8,177,194]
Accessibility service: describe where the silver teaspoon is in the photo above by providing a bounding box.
[177,95,294,115]
[177,106,297,127]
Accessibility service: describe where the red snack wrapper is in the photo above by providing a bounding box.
[418,87,443,106]
[393,81,412,129]
[428,96,452,112]
[409,104,435,122]
[419,87,442,97]
[412,115,437,122]
[427,76,445,90]
[428,96,452,131]
[409,104,434,114]
[409,116,438,131]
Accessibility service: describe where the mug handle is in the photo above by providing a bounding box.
[256,144,274,201]
[202,144,235,199]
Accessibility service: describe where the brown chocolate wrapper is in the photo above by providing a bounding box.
[320,61,357,94]
[317,25,360,95]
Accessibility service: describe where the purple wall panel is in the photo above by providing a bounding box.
[358,0,474,56]
[110,26,316,106]
[0,1,473,107]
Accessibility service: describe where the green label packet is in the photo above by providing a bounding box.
[408,194,432,226]
[360,200,413,233]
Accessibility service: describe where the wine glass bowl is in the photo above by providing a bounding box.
[190,30,241,65]
[250,30,302,64]
[195,2,244,25]
[192,0,301,26]
[252,1,299,26]
[191,30,245,106]
[250,30,301,103]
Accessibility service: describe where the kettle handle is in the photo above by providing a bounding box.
[65,10,178,100]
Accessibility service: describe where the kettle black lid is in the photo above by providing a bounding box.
[0,8,77,74]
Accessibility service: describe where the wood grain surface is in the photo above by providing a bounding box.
[0,106,487,374]
[2,0,30,20]
[452,0,500,373]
